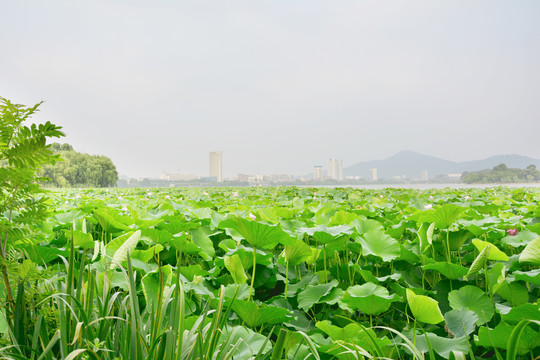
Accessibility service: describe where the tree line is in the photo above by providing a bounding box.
[462,163,540,184]
[41,143,118,187]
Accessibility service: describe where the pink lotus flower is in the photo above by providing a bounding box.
[507,229,519,236]
[464,195,471,200]
[424,204,433,210]
[429,195,434,200]
[249,213,256,220]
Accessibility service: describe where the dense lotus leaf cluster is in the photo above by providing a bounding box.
[5,186,540,359]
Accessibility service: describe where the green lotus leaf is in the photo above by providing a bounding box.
[423,262,468,280]
[447,230,473,251]
[448,285,494,325]
[417,204,465,229]
[93,208,132,233]
[71,229,94,249]
[513,269,540,286]
[328,211,362,226]
[519,237,540,265]
[284,239,315,266]
[220,216,295,249]
[109,230,141,270]
[486,262,506,294]
[501,230,538,247]
[285,273,319,298]
[297,280,339,311]
[406,288,444,324]
[226,245,272,269]
[352,219,384,235]
[466,246,490,277]
[189,226,216,260]
[357,230,400,262]
[299,224,353,244]
[444,309,478,338]
[496,282,529,306]
[141,265,173,313]
[256,207,278,223]
[179,264,209,282]
[405,330,469,359]
[501,303,540,325]
[141,228,174,245]
[477,322,540,355]
[52,210,84,225]
[341,282,398,315]
[316,320,392,350]
[131,244,163,263]
[417,222,435,251]
[224,254,247,284]
[231,300,292,328]
[316,320,364,341]
[472,239,508,261]
[220,326,272,360]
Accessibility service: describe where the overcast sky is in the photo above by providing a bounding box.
[1,1,539,178]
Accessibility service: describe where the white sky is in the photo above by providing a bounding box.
[1,1,539,178]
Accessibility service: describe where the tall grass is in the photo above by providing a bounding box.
[0,243,322,360]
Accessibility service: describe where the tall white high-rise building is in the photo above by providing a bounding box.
[370,168,378,181]
[420,169,429,181]
[209,151,222,182]
[327,159,343,181]
[313,166,324,181]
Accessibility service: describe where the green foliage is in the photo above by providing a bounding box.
[1,185,540,359]
[0,96,64,316]
[462,163,540,184]
[41,143,118,187]
[406,288,445,324]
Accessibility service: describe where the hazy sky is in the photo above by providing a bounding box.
[2,1,539,178]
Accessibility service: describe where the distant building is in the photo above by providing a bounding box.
[370,168,378,181]
[420,169,429,181]
[441,173,462,181]
[313,166,324,181]
[161,173,200,181]
[209,151,222,182]
[327,159,343,181]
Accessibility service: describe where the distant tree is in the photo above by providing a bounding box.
[41,143,118,187]
[462,163,539,184]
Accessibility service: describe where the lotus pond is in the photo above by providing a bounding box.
[4,186,540,359]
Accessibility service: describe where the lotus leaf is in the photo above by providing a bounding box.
[220,217,295,249]
[519,237,540,264]
[472,239,508,261]
[297,280,339,311]
[231,300,292,328]
[448,285,494,325]
[406,289,444,324]
[357,230,400,262]
[341,282,398,315]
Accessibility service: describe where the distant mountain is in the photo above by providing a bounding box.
[344,151,540,179]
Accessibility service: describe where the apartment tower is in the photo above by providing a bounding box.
[209,151,222,182]
[327,159,343,181]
